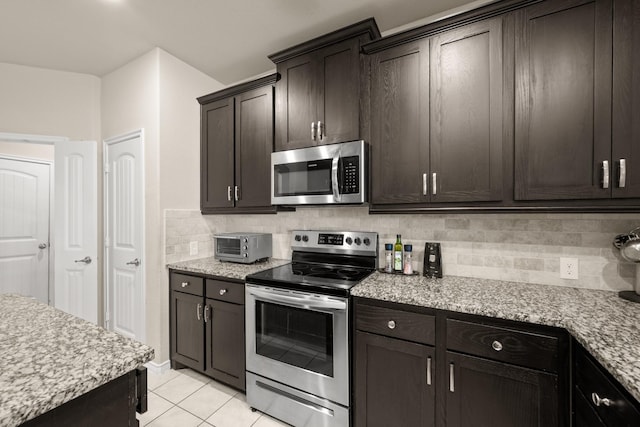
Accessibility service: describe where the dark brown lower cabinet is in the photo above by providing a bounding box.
[355,331,435,427]
[446,351,559,427]
[169,271,245,391]
[205,298,245,389]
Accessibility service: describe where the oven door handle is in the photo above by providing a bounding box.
[248,288,347,311]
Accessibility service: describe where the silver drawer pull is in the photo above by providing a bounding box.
[181,282,189,288]
[426,357,432,386]
[591,392,614,407]
[387,320,396,329]
[492,340,503,351]
[422,173,427,196]
[449,363,455,392]
[603,160,610,189]
[219,289,228,296]
[204,305,210,323]
[196,303,202,321]
[619,158,626,188]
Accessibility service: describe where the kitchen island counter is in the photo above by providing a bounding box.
[352,273,640,403]
[167,256,290,280]
[0,294,154,427]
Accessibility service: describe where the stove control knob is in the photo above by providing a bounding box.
[302,235,309,242]
[354,237,362,245]
[243,246,248,251]
[243,253,248,258]
[345,237,353,245]
[363,237,371,246]
[243,238,249,243]
[295,235,302,242]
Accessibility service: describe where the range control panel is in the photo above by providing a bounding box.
[291,230,378,256]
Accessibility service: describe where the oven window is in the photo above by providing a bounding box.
[274,159,333,197]
[255,301,333,377]
[216,238,240,255]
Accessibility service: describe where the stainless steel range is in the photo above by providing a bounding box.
[245,230,378,427]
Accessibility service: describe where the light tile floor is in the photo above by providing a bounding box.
[138,368,290,427]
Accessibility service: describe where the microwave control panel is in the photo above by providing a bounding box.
[339,156,360,194]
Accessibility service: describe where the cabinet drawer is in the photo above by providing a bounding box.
[355,303,435,346]
[446,319,558,372]
[575,347,640,426]
[206,279,244,304]
[170,272,204,296]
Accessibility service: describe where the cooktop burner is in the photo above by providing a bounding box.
[291,262,372,281]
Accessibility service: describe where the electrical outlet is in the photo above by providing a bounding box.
[560,257,579,280]
[189,241,198,256]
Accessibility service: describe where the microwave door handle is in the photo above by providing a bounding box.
[332,146,341,202]
[248,288,347,311]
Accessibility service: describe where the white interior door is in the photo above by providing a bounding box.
[54,141,98,323]
[105,130,144,341]
[0,157,50,303]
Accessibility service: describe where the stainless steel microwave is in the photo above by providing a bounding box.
[271,140,368,205]
[214,233,272,264]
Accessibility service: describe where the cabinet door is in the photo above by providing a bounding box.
[205,299,245,390]
[235,86,274,208]
[370,40,429,204]
[201,97,235,209]
[514,0,612,200]
[430,18,503,202]
[170,291,204,371]
[446,352,560,427]
[317,38,360,145]
[355,331,435,427]
[275,52,319,151]
[612,0,640,198]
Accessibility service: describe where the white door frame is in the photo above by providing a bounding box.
[0,132,68,305]
[103,129,146,342]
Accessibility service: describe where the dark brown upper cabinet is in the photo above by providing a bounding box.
[612,0,640,199]
[368,18,503,206]
[269,19,380,151]
[514,0,613,201]
[198,74,278,214]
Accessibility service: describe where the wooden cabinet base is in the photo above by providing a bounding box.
[22,370,141,427]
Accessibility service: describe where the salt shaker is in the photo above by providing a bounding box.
[403,244,413,274]
[385,244,393,272]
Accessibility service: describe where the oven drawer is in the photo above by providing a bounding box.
[206,279,244,304]
[355,303,435,346]
[446,319,558,372]
[170,272,204,296]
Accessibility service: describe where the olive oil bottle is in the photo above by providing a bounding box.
[393,234,403,271]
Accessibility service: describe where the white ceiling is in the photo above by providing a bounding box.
[0,0,477,85]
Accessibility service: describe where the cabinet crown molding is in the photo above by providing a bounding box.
[197,73,279,105]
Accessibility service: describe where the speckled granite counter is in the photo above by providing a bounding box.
[167,256,290,280]
[352,273,640,403]
[0,294,154,427]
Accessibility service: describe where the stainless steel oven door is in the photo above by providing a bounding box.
[245,283,349,406]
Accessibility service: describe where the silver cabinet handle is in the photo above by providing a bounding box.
[619,158,627,188]
[422,173,427,196]
[311,122,317,141]
[196,303,202,321]
[181,282,189,288]
[426,356,432,386]
[204,305,210,323]
[227,185,232,201]
[219,289,228,296]
[234,185,239,201]
[432,173,437,195]
[387,320,396,329]
[603,160,610,189]
[449,363,455,392]
[492,340,503,351]
[38,243,48,249]
[126,258,140,267]
[317,121,323,141]
[591,392,613,407]
[74,256,92,264]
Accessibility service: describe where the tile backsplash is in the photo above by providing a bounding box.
[164,207,639,292]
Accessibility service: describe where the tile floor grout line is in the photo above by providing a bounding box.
[137,391,174,426]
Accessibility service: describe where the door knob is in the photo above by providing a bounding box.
[126,258,141,267]
[74,256,92,264]
[38,243,48,249]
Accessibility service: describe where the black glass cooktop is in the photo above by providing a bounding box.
[246,261,375,296]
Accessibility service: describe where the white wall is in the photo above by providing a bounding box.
[102,48,222,363]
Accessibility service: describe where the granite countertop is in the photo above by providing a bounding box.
[0,294,154,427]
[167,256,290,280]
[352,272,640,403]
